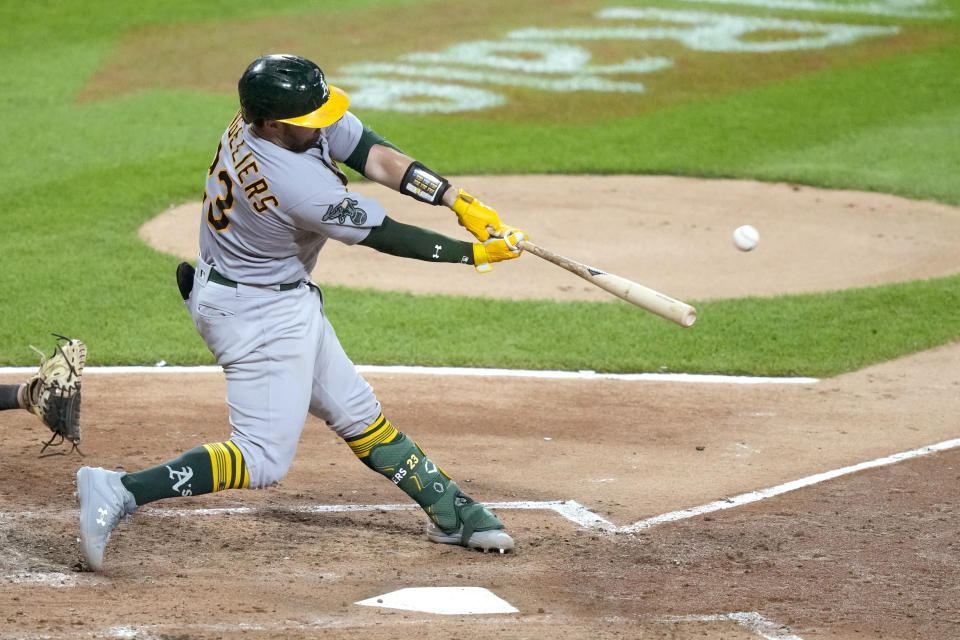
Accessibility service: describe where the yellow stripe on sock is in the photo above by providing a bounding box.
[346,415,399,459]
[203,441,249,491]
[204,443,221,491]
[224,441,249,489]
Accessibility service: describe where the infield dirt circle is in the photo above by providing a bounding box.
[2,176,959,639]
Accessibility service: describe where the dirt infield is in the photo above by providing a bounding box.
[1,346,959,639]
[2,177,960,639]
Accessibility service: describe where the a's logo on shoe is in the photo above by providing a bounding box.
[167,465,194,497]
[322,198,367,225]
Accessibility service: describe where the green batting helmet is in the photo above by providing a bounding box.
[238,54,349,128]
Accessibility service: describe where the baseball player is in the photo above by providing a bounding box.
[77,54,527,570]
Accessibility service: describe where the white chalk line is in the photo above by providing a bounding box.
[624,436,960,533]
[145,499,612,526]
[0,364,819,384]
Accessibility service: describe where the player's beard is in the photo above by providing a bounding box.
[279,125,322,153]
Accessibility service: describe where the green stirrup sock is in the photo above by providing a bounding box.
[120,441,248,506]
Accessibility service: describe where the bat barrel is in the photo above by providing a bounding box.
[518,240,696,327]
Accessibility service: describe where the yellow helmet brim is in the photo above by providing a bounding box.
[276,85,350,128]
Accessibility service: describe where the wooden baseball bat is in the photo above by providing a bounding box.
[517,239,697,328]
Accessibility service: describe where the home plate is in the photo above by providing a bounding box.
[355,587,519,615]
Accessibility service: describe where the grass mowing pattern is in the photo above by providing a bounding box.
[1,0,959,374]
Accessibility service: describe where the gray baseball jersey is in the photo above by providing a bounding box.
[200,110,387,285]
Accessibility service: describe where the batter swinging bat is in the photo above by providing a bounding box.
[517,240,697,328]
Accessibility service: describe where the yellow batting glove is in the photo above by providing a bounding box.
[451,189,503,242]
[472,228,528,273]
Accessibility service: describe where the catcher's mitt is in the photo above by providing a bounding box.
[23,334,86,457]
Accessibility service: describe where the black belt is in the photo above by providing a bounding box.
[209,267,301,291]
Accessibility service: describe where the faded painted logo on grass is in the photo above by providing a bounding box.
[338,0,948,114]
[78,0,950,118]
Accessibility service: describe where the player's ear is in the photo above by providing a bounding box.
[252,118,281,134]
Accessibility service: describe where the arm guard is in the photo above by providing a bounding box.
[399,161,451,205]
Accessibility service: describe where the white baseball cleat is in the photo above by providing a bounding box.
[426,523,516,553]
[425,493,516,553]
[77,466,137,571]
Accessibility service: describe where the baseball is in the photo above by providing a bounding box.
[733,224,759,251]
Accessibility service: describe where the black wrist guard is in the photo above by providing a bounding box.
[399,161,451,205]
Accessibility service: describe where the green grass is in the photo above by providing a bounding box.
[2,0,959,374]
[323,273,960,377]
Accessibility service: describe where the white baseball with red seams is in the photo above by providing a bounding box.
[733,224,759,251]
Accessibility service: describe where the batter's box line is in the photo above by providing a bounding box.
[144,500,611,530]
[146,436,960,534]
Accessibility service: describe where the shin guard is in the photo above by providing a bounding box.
[347,415,495,534]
